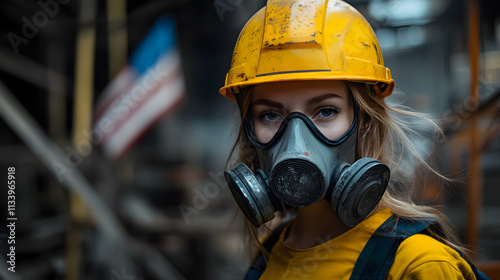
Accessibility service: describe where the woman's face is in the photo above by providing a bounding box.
[251,80,353,143]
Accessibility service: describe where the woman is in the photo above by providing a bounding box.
[219,0,489,279]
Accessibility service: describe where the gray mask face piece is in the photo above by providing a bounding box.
[257,114,357,207]
[225,105,390,228]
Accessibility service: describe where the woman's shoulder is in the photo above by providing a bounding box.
[388,233,477,279]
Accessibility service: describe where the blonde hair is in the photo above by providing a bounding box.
[226,81,471,263]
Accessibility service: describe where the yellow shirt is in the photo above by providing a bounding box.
[259,209,476,280]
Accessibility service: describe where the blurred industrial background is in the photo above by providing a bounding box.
[0,0,498,279]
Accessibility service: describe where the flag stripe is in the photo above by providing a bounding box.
[105,91,185,160]
[93,67,137,120]
[102,76,185,158]
[100,66,182,146]
[94,50,181,144]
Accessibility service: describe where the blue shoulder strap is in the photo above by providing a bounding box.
[349,214,434,280]
[244,214,490,280]
[350,214,490,280]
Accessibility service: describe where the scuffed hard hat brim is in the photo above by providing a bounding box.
[219,69,395,102]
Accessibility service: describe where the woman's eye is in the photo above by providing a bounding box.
[261,112,280,121]
[317,108,338,118]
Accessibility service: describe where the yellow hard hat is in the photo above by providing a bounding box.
[219,0,395,102]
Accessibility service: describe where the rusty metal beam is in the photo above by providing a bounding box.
[465,0,481,257]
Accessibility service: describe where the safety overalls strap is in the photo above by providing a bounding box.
[244,214,490,280]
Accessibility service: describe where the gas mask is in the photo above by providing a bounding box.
[225,100,390,228]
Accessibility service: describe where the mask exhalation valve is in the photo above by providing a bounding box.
[270,159,325,207]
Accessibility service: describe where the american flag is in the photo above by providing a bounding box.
[93,16,185,159]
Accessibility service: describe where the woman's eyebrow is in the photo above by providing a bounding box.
[253,98,284,108]
[307,93,342,105]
